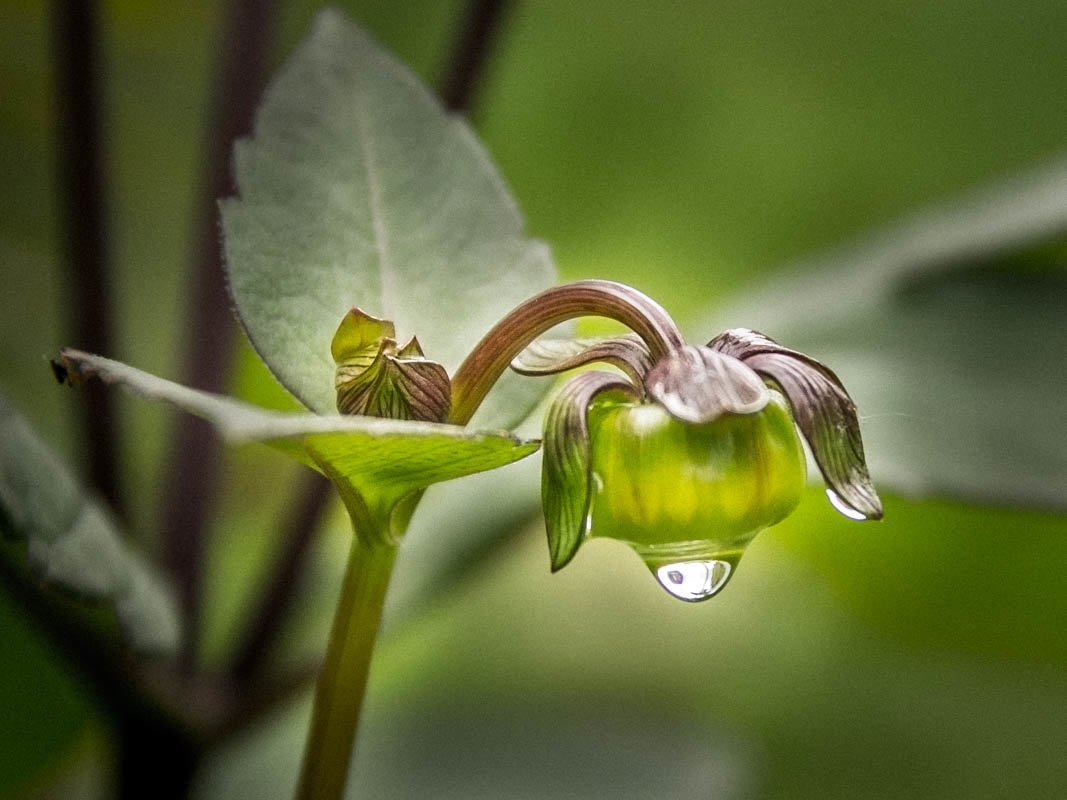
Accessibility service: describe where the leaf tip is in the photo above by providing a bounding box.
[49,357,68,385]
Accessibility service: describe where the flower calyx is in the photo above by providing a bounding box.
[332,308,451,423]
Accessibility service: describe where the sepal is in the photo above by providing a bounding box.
[541,372,638,571]
[511,334,653,387]
[708,328,883,519]
[645,345,769,424]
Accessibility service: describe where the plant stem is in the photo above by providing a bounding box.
[296,540,397,800]
[161,0,276,674]
[439,0,512,111]
[52,0,123,519]
[450,279,685,424]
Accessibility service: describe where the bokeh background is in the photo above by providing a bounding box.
[2,1,1066,798]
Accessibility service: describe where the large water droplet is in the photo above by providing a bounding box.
[825,488,869,521]
[654,559,733,602]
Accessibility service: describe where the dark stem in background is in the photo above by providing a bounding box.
[52,0,123,519]
[229,471,333,684]
[159,0,276,675]
[440,0,512,111]
[227,0,517,684]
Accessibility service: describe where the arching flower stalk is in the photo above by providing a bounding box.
[442,279,883,602]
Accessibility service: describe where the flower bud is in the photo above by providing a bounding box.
[332,308,451,422]
[586,391,806,600]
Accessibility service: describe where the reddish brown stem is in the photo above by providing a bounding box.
[52,0,123,519]
[160,0,277,674]
[440,0,512,112]
[449,280,685,425]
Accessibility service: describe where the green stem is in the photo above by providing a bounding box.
[296,540,397,799]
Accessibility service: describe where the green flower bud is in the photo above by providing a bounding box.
[449,279,881,602]
[586,391,806,600]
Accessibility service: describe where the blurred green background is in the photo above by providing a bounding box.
[2,1,1066,798]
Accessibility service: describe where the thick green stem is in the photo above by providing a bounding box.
[296,540,397,800]
[449,279,685,425]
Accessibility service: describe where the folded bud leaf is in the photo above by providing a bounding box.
[330,308,396,362]
[332,309,451,422]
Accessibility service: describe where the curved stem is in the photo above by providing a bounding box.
[449,279,685,424]
[296,541,397,800]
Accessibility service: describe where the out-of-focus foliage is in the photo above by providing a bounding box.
[1,390,181,653]
[1,1,1066,798]
[703,164,1067,510]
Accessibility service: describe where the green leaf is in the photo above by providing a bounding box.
[222,9,557,427]
[0,391,180,653]
[699,159,1067,510]
[54,351,540,526]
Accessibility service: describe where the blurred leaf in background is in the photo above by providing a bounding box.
[2,1,1066,799]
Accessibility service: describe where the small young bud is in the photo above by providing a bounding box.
[331,309,451,422]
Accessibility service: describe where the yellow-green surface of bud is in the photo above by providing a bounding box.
[586,390,806,596]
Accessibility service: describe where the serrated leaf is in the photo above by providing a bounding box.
[700,159,1067,509]
[54,351,540,526]
[222,9,557,427]
[0,391,180,653]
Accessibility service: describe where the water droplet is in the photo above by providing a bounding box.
[654,559,733,602]
[825,488,869,521]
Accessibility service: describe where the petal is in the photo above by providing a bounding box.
[542,372,638,571]
[645,345,769,424]
[511,334,654,387]
[708,329,883,520]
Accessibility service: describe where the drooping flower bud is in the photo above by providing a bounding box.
[447,279,882,602]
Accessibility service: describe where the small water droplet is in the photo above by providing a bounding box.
[825,488,869,521]
[654,559,733,602]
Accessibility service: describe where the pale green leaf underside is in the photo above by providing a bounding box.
[701,157,1067,510]
[0,391,180,653]
[222,9,557,427]
[56,350,540,501]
